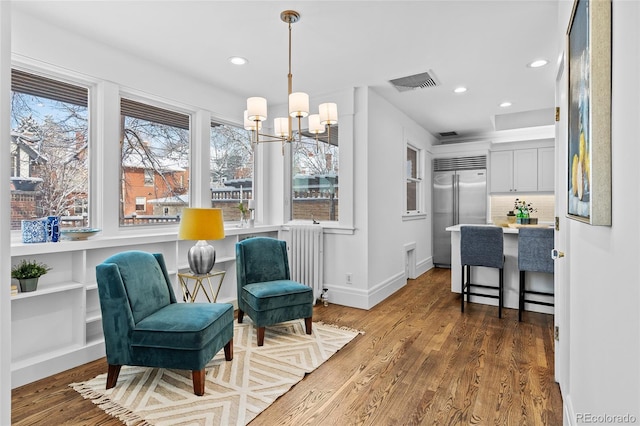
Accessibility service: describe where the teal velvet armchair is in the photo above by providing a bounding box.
[95,250,234,396]
[236,237,313,346]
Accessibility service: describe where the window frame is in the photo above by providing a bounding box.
[119,95,192,227]
[9,66,92,232]
[404,142,425,218]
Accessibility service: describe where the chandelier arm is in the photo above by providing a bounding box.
[253,134,287,144]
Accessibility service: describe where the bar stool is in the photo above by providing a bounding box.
[518,227,554,321]
[460,226,504,318]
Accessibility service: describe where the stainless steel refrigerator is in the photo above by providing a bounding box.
[433,156,487,267]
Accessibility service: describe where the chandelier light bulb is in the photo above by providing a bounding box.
[247,97,267,122]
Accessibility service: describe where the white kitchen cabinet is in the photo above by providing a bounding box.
[489,150,514,193]
[490,148,543,193]
[513,149,538,192]
[537,146,555,192]
[9,226,279,388]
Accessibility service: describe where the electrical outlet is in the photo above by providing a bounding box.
[346,273,352,285]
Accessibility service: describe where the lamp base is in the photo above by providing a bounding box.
[187,240,216,275]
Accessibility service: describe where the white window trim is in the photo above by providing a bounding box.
[404,141,426,220]
[284,88,355,234]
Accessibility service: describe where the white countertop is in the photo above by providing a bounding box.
[445,223,553,234]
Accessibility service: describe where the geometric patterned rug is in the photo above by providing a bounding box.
[71,319,362,425]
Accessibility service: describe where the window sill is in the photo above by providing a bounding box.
[402,213,427,222]
[284,221,355,235]
[10,224,282,256]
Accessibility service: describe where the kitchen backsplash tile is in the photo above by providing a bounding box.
[490,194,555,224]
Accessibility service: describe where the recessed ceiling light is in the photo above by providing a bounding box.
[228,56,248,65]
[454,87,467,94]
[499,102,512,108]
[528,59,548,68]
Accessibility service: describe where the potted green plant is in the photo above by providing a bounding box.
[11,259,51,292]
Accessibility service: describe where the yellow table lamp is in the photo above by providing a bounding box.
[178,208,225,275]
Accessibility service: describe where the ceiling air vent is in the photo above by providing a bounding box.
[389,70,440,92]
[439,131,458,138]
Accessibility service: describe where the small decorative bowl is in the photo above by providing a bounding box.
[60,228,101,241]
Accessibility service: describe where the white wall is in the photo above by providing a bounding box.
[367,89,435,299]
[558,0,640,423]
[0,3,11,424]
[321,87,436,309]
[11,8,243,123]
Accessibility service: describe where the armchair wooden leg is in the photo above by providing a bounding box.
[192,368,205,396]
[224,338,233,361]
[257,326,265,346]
[305,317,312,335]
[238,309,244,323]
[106,364,121,390]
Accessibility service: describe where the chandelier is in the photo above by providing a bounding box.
[243,10,338,153]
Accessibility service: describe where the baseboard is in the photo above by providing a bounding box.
[326,268,433,310]
[416,257,433,277]
[366,271,407,308]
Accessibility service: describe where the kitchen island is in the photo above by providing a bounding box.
[446,224,554,314]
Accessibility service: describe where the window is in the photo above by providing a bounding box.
[135,196,146,211]
[406,144,422,214]
[292,128,339,221]
[10,69,90,230]
[120,98,190,226]
[210,121,253,222]
[143,169,154,186]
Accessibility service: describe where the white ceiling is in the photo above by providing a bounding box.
[12,0,560,142]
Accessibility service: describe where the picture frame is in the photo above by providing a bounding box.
[566,0,612,225]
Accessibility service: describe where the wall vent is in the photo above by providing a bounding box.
[433,155,487,172]
[389,70,440,92]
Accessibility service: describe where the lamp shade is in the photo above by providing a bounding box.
[289,92,309,118]
[247,97,267,122]
[244,110,262,131]
[274,117,290,137]
[319,102,338,125]
[178,208,225,241]
[308,114,325,134]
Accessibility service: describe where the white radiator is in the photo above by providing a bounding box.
[287,225,324,301]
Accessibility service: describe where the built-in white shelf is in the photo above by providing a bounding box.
[9,225,280,388]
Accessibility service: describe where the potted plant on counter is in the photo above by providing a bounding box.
[514,198,538,224]
[11,259,51,292]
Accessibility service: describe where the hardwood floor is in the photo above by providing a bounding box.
[11,268,562,425]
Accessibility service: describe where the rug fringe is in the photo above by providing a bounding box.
[316,321,365,335]
[70,383,152,426]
